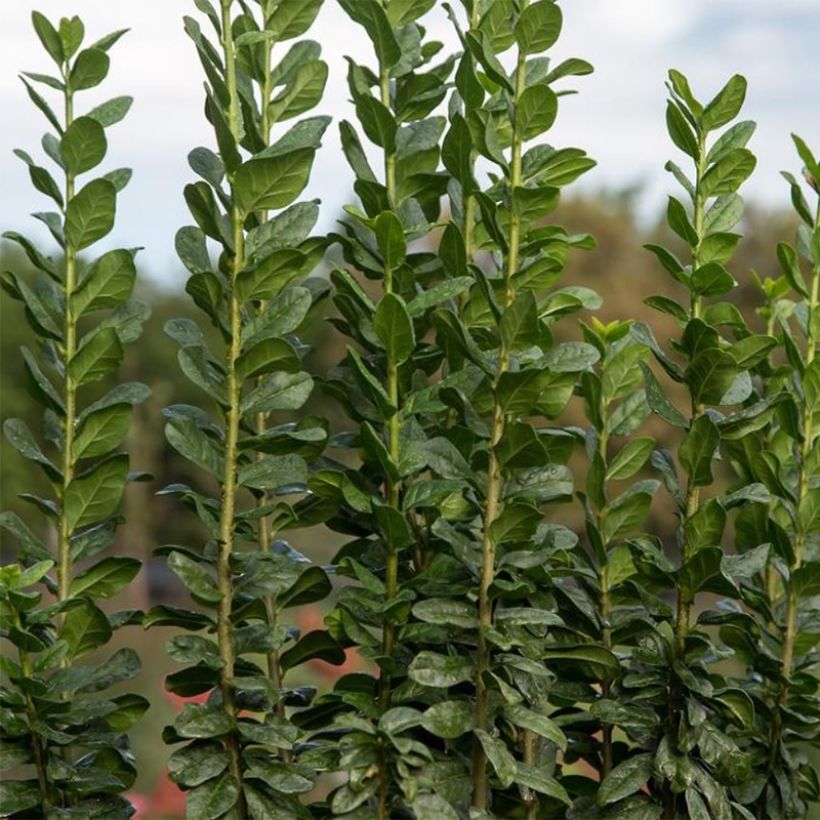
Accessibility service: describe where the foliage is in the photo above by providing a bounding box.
[0,12,148,817]
[2,2,820,820]
[149,0,339,817]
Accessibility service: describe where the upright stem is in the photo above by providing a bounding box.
[595,423,614,778]
[472,13,528,811]
[774,209,820,728]
[377,62,400,820]
[252,2,285,716]
[217,1,247,809]
[665,132,707,820]
[460,2,481,278]
[58,79,76,613]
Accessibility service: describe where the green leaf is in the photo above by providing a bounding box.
[337,0,400,68]
[515,0,563,54]
[61,115,107,176]
[64,454,129,530]
[60,598,113,658]
[235,338,299,381]
[32,11,64,64]
[411,793,460,820]
[515,763,571,803]
[516,83,558,141]
[0,781,41,816]
[412,599,477,629]
[234,150,315,214]
[541,645,620,681]
[503,704,566,748]
[373,211,406,270]
[500,292,539,352]
[346,348,395,418]
[639,362,687,427]
[408,651,473,688]
[419,701,474,739]
[692,262,736,297]
[266,0,324,41]
[544,341,600,373]
[799,489,820,535]
[240,371,314,416]
[68,327,123,385]
[603,486,656,541]
[186,773,239,820]
[176,704,234,739]
[58,17,84,61]
[607,437,655,481]
[666,101,698,159]
[167,551,222,604]
[685,350,738,405]
[700,148,756,197]
[679,414,720,486]
[702,74,747,132]
[280,630,345,672]
[72,249,137,314]
[236,250,305,302]
[238,454,307,491]
[169,741,229,788]
[86,95,133,127]
[598,753,654,805]
[374,293,415,364]
[474,729,516,789]
[65,178,117,250]
[70,556,140,599]
[69,48,110,90]
[267,60,328,124]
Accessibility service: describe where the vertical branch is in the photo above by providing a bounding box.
[472,5,529,810]
[377,59,400,820]
[57,72,76,610]
[251,0,285,714]
[216,0,246,805]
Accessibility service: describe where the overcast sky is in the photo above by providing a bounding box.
[1,1,818,284]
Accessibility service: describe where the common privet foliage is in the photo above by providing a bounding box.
[619,72,772,816]
[0,12,148,818]
[148,0,339,816]
[5,2,820,819]
[300,2,463,816]
[730,139,820,817]
[435,1,603,816]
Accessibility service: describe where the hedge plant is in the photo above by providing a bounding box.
[0,11,148,818]
[3,1,820,819]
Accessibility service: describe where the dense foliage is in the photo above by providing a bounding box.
[1,1,819,819]
[0,12,149,817]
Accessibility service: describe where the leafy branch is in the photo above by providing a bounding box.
[0,11,147,817]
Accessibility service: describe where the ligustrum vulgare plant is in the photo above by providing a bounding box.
[621,71,777,816]
[148,0,338,816]
[726,137,820,817]
[573,318,655,788]
[6,1,820,818]
[0,11,148,817]
[298,1,464,816]
[432,0,602,816]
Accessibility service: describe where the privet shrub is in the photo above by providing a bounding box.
[2,1,819,819]
[149,0,335,816]
[0,11,148,818]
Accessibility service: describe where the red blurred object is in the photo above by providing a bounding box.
[129,770,186,820]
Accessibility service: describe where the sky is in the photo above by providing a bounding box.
[1,0,818,284]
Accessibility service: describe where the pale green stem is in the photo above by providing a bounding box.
[217,1,248,810]
[472,8,529,810]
